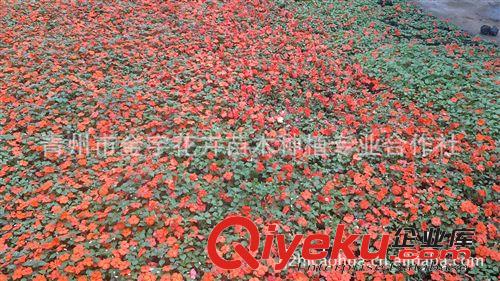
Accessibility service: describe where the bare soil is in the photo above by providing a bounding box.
[417,0,500,45]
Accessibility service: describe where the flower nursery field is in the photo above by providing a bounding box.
[0,0,498,280]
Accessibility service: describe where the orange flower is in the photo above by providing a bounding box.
[167,245,179,258]
[359,200,370,209]
[138,272,157,281]
[463,176,474,188]
[293,272,309,281]
[343,214,354,223]
[431,217,441,226]
[301,190,312,200]
[128,215,140,225]
[145,216,156,226]
[12,266,32,280]
[223,171,233,181]
[171,273,183,281]
[460,201,478,214]
[43,166,55,174]
[297,217,307,227]
[201,273,214,281]
[38,180,53,192]
[256,162,265,173]
[57,195,69,204]
[33,275,47,281]
[77,158,87,166]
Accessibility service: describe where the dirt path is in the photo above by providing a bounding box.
[417,0,500,45]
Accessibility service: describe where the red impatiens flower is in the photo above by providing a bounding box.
[460,201,479,214]
[463,176,474,188]
[128,215,140,225]
[343,214,355,223]
[431,217,441,226]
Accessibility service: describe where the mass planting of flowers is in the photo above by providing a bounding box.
[0,0,498,280]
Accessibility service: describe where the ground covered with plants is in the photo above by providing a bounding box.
[0,0,498,280]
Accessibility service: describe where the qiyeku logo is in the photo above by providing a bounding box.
[206,216,392,270]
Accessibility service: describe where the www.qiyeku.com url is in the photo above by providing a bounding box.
[287,255,484,273]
